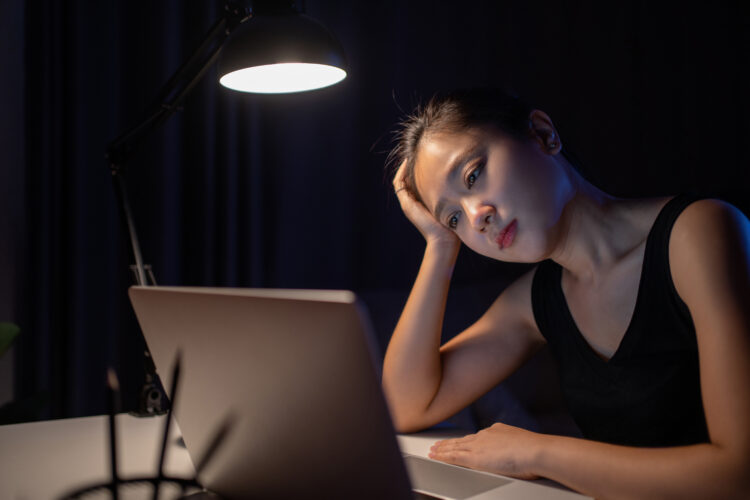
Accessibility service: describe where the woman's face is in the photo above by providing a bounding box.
[413,126,574,262]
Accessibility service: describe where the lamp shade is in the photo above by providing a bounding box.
[218,10,348,93]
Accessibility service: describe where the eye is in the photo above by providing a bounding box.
[447,212,460,229]
[465,162,483,189]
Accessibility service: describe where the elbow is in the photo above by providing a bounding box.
[714,443,750,500]
[381,365,444,434]
[382,392,434,434]
[727,471,750,500]
[732,453,750,499]
[383,395,428,433]
[391,413,432,434]
[381,382,434,434]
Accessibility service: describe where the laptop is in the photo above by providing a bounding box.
[129,286,587,499]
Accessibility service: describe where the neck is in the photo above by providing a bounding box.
[547,168,640,283]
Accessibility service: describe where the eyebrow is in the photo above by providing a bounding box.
[432,143,486,222]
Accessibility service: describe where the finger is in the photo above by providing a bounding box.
[429,444,470,460]
[393,181,423,210]
[430,438,456,450]
[429,437,475,454]
[392,159,408,190]
[394,188,419,216]
[428,448,474,468]
[394,185,410,199]
[432,434,477,448]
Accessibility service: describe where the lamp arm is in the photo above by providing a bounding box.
[103,1,251,416]
[112,172,149,286]
[106,1,250,287]
[107,2,250,167]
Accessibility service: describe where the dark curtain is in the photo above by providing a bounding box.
[3,0,749,420]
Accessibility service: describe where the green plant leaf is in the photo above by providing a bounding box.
[0,322,20,357]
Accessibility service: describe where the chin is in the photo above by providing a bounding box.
[495,252,540,264]
[499,237,549,264]
[465,243,529,264]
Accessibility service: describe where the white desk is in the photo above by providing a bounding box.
[0,414,196,499]
[0,415,590,499]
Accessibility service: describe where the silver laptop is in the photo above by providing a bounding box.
[129,286,585,500]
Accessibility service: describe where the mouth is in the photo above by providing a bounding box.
[496,219,518,250]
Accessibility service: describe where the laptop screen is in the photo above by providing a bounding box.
[129,286,412,500]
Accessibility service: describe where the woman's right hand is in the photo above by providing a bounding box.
[393,159,460,251]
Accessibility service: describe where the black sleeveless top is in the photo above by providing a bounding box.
[531,195,709,447]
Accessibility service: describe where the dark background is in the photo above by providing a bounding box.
[0,0,748,427]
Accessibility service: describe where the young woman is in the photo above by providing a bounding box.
[382,89,750,499]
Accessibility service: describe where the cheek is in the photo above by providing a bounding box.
[457,231,492,257]
[524,162,569,211]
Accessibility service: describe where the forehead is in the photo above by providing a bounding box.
[413,128,486,210]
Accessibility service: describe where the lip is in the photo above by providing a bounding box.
[496,219,518,250]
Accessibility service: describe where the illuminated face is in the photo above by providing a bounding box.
[413,127,574,262]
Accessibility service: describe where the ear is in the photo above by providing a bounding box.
[528,109,562,155]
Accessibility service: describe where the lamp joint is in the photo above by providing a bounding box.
[224,1,252,33]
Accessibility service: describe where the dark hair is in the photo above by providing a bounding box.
[388,88,535,203]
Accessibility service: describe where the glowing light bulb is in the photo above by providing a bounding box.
[219,63,347,94]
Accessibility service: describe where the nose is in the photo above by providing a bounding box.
[464,200,495,233]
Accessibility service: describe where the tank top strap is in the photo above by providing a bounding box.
[531,259,567,345]
[640,193,705,324]
[644,194,705,272]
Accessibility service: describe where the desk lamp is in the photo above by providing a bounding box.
[105,0,347,415]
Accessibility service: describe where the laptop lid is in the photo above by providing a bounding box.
[129,286,412,500]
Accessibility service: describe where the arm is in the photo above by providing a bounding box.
[383,162,545,432]
[430,199,750,499]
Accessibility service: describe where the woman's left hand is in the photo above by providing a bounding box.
[428,422,543,480]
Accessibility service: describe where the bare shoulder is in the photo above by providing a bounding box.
[670,198,750,309]
[670,198,749,260]
[672,198,748,235]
